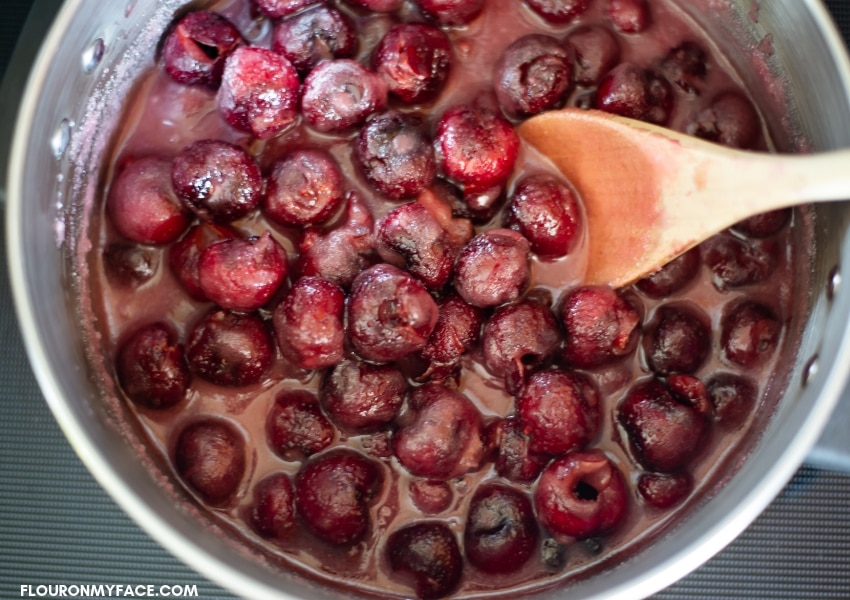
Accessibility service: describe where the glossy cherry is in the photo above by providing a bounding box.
[198,232,288,311]
[162,10,243,88]
[482,298,562,395]
[273,276,345,371]
[174,418,245,505]
[524,0,590,25]
[560,286,641,369]
[271,5,357,75]
[617,376,711,472]
[721,300,781,368]
[535,450,628,540]
[416,0,484,25]
[597,62,673,125]
[185,308,274,386]
[373,23,452,104]
[347,263,439,363]
[107,156,189,245]
[171,139,263,222]
[386,521,462,600]
[464,483,538,574]
[506,173,582,258]
[217,46,300,139]
[645,304,711,376]
[518,369,599,455]
[355,111,436,200]
[296,192,376,289]
[295,448,383,546]
[419,294,483,381]
[494,33,574,118]
[301,59,388,133]
[436,105,520,195]
[321,359,408,432]
[264,148,345,227]
[249,472,296,542]
[267,389,335,460]
[454,229,531,308]
[393,383,486,480]
[116,322,190,410]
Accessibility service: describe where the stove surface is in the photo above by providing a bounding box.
[1,2,849,599]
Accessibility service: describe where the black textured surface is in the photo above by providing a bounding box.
[2,3,850,600]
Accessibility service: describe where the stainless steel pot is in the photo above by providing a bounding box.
[6,1,850,598]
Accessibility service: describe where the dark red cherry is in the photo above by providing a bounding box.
[606,0,651,33]
[419,294,483,381]
[567,25,621,86]
[482,299,561,395]
[688,91,760,149]
[356,111,436,200]
[249,472,296,542]
[524,0,590,25]
[560,286,641,369]
[454,229,531,308]
[645,304,711,376]
[535,450,628,540]
[162,11,243,88]
[597,62,673,125]
[436,105,520,195]
[409,479,453,514]
[271,5,357,75]
[301,59,388,133]
[706,372,758,428]
[217,46,300,140]
[198,232,288,311]
[295,448,383,546]
[721,300,781,368]
[107,157,189,245]
[373,23,452,105]
[267,389,335,460]
[297,192,376,289]
[253,0,323,18]
[174,418,245,505]
[104,243,159,288]
[342,0,403,11]
[638,472,693,509]
[116,322,190,410]
[169,222,239,300]
[376,200,457,290]
[658,41,707,94]
[486,416,548,484]
[393,383,486,480]
[617,377,710,472]
[416,0,483,25]
[264,148,345,227]
[464,483,538,574]
[273,276,345,371]
[703,234,777,290]
[635,246,701,298]
[171,139,263,223]
[518,369,599,455]
[321,359,408,432]
[347,263,439,363]
[732,209,791,238]
[185,308,274,386]
[494,33,574,119]
[506,173,582,258]
[387,521,462,600]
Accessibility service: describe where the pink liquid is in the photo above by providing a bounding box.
[82,0,810,597]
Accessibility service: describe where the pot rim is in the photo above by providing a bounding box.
[6,1,850,599]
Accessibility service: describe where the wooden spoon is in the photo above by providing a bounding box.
[517,107,850,288]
